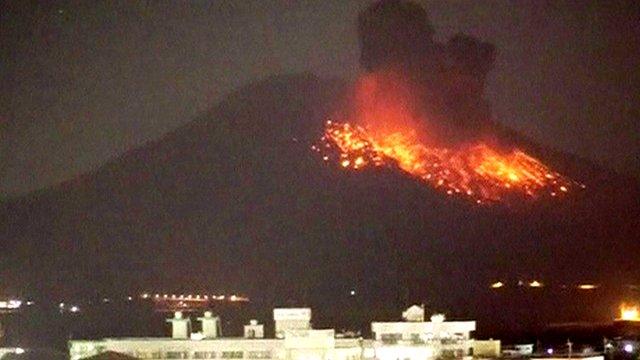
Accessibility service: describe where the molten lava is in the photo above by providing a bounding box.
[312,72,582,204]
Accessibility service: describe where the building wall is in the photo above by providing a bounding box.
[70,337,486,360]
[69,339,284,360]
[70,320,481,360]
[371,321,476,341]
[471,340,501,358]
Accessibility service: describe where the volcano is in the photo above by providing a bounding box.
[1,73,639,337]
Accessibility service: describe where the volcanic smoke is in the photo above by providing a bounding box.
[312,72,583,204]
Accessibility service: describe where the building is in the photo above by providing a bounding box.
[69,306,490,360]
[371,313,475,360]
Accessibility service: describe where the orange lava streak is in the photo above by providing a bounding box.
[314,121,581,203]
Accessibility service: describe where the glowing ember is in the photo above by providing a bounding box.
[315,120,581,203]
[619,305,640,321]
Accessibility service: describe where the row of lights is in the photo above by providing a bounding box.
[1,292,249,314]
[0,299,36,310]
[55,293,248,314]
[0,299,23,309]
[490,281,601,289]
[546,342,635,355]
[140,293,249,302]
[58,302,81,313]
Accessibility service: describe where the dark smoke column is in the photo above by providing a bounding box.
[358,0,437,72]
[358,0,498,144]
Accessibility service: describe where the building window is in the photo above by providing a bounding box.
[221,351,243,359]
[195,351,217,359]
[134,351,155,359]
[165,351,189,359]
[380,333,402,344]
[247,351,271,359]
[410,333,424,344]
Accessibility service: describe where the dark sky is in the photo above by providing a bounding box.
[1,0,638,197]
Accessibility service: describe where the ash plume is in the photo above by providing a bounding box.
[358,0,497,145]
[314,0,582,204]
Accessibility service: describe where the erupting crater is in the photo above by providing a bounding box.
[311,73,584,204]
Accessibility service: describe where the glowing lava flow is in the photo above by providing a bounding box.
[312,121,583,204]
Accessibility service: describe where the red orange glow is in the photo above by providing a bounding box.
[313,72,582,203]
[315,120,580,203]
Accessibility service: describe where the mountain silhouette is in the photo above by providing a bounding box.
[1,72,639,336]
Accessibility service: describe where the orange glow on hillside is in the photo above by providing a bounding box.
[315,120,580,203]
[313,72,583,203]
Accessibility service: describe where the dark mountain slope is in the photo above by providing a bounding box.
[1,73,639,335]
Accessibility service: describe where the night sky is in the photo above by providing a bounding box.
[1,0,638,197]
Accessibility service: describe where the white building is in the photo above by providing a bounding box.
[69,306,489,360]
[273,308,311,339]
[244,320,264,339]
[371,314,475,360]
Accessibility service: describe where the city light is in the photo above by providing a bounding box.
[624,344,634,353]
[577,284,598,290]
[490,281,504,289]
[619,304,640,321]
[0,300,22,309]
[529,280,543,288]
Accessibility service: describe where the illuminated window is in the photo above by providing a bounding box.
[165,351,189,359]
[410,333,424,344]
[247,351,271,359]
[221,351,243,359]
[195,351,217,359]
[134,352,155,359]
[380,333,402,344]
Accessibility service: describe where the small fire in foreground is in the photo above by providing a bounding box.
[313,121,583,204]
[619,305,640,321]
